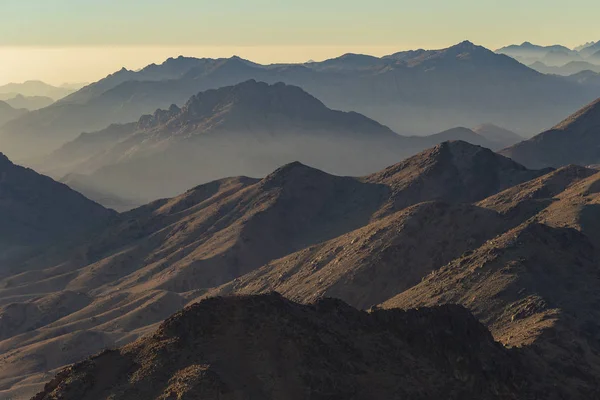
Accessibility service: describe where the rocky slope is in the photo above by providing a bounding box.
[0,141,546,398]
[32,294,533,400]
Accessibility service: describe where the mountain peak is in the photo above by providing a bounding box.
[260,161,331,191]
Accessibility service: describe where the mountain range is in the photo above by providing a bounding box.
[497,41,600,75]
[2,40,600,400]
[3,95,54,111]
[1,41,597,160]
[33,80,526,204]
[0,81,78,101]
[2,135,600,397]
[0,140,556,398]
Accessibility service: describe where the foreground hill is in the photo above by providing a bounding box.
[32,294,534,400]
[0,141,546,398]
[501,98,600,168]
[2,41,596,159]
[0,153,115,268]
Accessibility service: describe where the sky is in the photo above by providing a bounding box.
[0,0,598,85]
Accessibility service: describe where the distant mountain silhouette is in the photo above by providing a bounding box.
[579,41,600,57]
[575,40,598,52]
[0,100,27,126]
[501,98,600,168]
[1,41,596,159]
[472,123,523,148]
[409,127,497,150]
[0,80,75,100]
[39,80,416,201]
[496,42,583,67]
[3,94,54,110]
[566,70,600,87]
[529,60,600,76]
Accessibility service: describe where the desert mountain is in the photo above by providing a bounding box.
[0,100,27,126]
[0,141,546,398]
[32,294,533,400]
[36,80,415,201]
[3,94,54,111]
[1,41,596,159]
[0,152,115,267]
[0,81,75,101]
[501,98,600,168]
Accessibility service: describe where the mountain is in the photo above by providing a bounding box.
[579,41,600,58]
[1,41,596,159]
[501,98,600,168]
[566,70,600,87]
[0,152,115,267]
[0,141,547,398]
[26,155,600,399]
[575,40,598,52]
[0,100,27,126]
[382,168,600,397]
[496,42,580,66]
[0,81,74,101]
[472,123,524,148]
[36,80,415,201]
[3,94,54,111]
[31,294,533,400]
[528,60,600,76]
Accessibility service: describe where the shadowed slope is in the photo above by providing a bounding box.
[32,294,530,400]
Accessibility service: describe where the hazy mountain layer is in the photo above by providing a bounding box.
[1,41,597,159]
[0,81,76,101]
[3,94,54,111]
